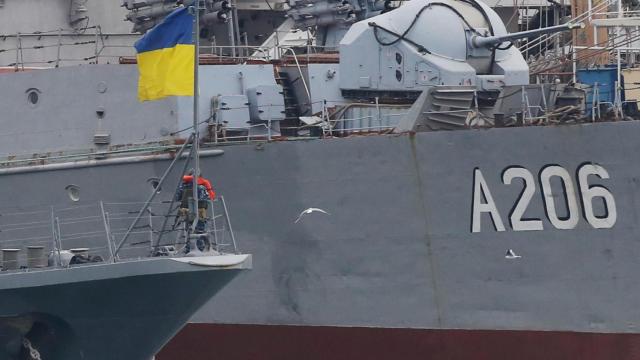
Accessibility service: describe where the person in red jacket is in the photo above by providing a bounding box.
[180,174,215,201]
[175,169,216,233]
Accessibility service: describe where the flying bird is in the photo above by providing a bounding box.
[505,249,522,259]
[294,208,330,223]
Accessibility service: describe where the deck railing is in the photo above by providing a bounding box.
[0,196,238,272]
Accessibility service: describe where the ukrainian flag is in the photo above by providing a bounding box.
[135,7,195,102]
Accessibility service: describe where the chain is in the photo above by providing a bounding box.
[22,338,42,360]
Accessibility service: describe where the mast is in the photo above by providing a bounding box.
[113,3,203,258]
[191,0,201,231]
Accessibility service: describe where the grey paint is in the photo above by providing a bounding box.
[0,1,131,35]
[176,64,279,133]
[216,94,251,128]
[0,0,138,67]
[0,64,285,158]
[307,64,343,114]
[0,65,178,157]
[175,122,640,333]
[0,1,288,68]
[246,84,286,122]
[0,121,638,335]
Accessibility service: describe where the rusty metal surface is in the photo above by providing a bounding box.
[119,54,247,65]
[159,324,640,360]
[118,53,340,66]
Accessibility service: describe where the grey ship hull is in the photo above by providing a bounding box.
[2,120,640,358]
[0,256,250,360]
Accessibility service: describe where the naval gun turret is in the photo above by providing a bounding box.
[338,0,579,99]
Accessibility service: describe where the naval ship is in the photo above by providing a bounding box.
[2,0,640,358]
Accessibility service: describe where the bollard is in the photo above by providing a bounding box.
[27,246,46,268]
[2,249,20,271]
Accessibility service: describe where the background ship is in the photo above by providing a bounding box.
[2,0,640,359]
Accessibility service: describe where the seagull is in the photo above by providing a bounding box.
[294,208,330,223]
[505,249,522,259]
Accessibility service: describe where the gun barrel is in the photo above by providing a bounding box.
[472,22,584,48]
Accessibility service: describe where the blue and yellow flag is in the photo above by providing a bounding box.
[135,7,194,102]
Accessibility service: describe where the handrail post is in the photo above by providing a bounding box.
[147,207,153,253]
[94,25,99,64]
[209,199,218,250]
[220,195,238,253]
[268,105,272,141]
[14,32,20,72]
[100,201,116,262]
[55,217,62,263]
[50,206,61,267]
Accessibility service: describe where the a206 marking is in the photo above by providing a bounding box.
[471,163,617,232]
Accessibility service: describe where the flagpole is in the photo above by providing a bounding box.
[191,1,200,231]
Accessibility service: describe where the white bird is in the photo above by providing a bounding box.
[294,208,330,223]
[505,249,522,259]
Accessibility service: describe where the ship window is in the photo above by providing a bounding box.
[26,88,41,107]
[65,185,80,202]
[395,70,402,82]
[395,52,402,64]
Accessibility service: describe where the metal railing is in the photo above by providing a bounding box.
[328,113,404,136]
[0,197,239,273]
[0,24,341,70]
[0,26,111,70]
[211,122,275,143]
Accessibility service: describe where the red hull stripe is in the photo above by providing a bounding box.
[158,323,640,360]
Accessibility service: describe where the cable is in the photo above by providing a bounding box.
[73,16,92,35]
[369,22,430,54]
[530,26,640,74]
[533,28,640,75]
[368,1,485,54]
[496,41,514,50]
[170,116,214,136]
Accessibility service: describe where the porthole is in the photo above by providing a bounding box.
[26,88,41,108]
[395,69,402,82]
[65,185,80,202]
[28,91,38,104]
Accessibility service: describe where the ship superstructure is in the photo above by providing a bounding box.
[0,0,289,69]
